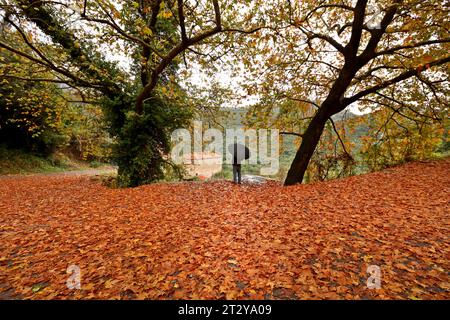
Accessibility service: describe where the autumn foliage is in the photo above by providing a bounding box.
[0,159,448,300]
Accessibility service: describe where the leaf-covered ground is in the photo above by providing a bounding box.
[0,159,449,300]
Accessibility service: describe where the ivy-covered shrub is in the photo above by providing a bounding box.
[104,95,192,187]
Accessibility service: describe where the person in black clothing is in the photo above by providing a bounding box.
[228,143,250,184]
[233,161,242,184]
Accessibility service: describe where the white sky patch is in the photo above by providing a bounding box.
[178,60,261,108]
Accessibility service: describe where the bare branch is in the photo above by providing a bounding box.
[302,3,354,23]
[80,11,163,58]
[299,26,346,54]
[177,0,188,43]
[0,74,73,84]
[344,0,368,58]
[280,131,304,138]
[329,117,352,158]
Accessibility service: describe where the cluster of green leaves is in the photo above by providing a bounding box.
[0,44,112,162]
[0,54,65,153]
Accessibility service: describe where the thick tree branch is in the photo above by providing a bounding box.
[15,0,122,98]
[299,26,346,54]
[343,55,450,106]
[0,40,102,89]
[135,0,223,113]
[148,0,162,30]
[344,0,368,58]
[177,0,188,43]
[360,0,403,61]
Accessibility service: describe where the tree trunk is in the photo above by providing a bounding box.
[284,109,329,186]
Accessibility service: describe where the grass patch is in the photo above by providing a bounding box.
[0,145,91,175]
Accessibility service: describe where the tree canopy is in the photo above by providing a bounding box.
[230,0,449,184]
[0,0,448,186]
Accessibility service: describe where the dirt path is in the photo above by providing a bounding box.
[0,166,117,180]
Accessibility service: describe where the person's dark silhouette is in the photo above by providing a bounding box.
[228,143,250,184]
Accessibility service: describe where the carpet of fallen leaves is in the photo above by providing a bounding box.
[0,159,449,300]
